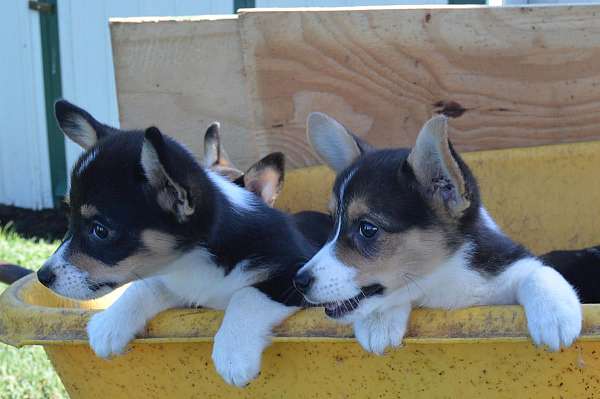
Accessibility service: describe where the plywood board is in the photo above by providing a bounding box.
[110,16,259,169]
[239,5,600,168]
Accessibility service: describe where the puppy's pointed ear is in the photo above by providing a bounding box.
[141,127,195,222]
[306,112,372,173]
[203,122,222,167]
[55,100,109,149]
[407,115,471,218]
[243,152,285,206]
[202,121,244,181]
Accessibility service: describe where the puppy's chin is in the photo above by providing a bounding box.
[48,275,124,301]
[317,284,386,322]
[84,282,120,300]
[48,279,120,301]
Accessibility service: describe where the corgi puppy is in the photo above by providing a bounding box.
[36,100,318,387]
[202,122,332,248]
[294,112,582,354]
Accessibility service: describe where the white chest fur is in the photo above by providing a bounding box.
[357,246,546,318]
[158,248,261,310]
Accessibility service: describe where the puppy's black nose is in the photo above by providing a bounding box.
[37,268,56,288]
[293,272,314,293]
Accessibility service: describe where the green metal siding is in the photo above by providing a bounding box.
[234,0,256,12]
[36,0,67,205]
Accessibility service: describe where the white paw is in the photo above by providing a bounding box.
[353,307,410,355]
[211,330,266,387]
[521,267,582,351]
[87,310,138,358]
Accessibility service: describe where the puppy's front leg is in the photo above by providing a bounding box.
[353,303,412,355]
[87,278,181,358]
[212,287,298,387]
[517,265,582,351]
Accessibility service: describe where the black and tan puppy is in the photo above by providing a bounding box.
[294,113,582,354]
[36,100,320,387]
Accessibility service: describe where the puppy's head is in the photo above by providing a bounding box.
[294,113,480,321]
[203,123,284,206]
[37,100,213,300]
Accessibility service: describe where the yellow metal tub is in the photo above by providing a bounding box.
[1,141,600,398]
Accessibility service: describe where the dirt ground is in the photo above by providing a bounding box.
[0,204,67,241]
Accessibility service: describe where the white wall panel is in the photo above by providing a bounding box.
[58,0,234,178]
[0,1,53,209]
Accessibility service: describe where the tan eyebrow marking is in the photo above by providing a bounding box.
[80,204,99,218]
[347,197,370,222]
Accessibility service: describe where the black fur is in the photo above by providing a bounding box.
[292,211,332,248]
[0,263,32,285]
[542,246,600,303]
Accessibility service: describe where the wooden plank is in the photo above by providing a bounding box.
[239,5,600,168]
[110,16,259,169]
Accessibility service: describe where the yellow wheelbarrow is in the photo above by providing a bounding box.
[2,142,600,398]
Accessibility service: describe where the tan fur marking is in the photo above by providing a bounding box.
[141,230,177,255]
[408,116,470,218]
[68,229,179,284]
[142,141,194,221]
[347,198,370,222]
[244,166,282,206]
[69,252,110,275]
[336,228,449,290]
[80,204,98,218]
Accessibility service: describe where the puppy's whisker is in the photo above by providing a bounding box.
[291,279,320,305]
[281,286,300,306]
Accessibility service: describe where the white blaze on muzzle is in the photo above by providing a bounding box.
[298,167,363,303]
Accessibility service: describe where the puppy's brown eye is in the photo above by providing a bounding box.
[359,221,378,239]
[91,222,109,240]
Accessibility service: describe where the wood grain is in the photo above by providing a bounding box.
[110,16,259,169]
[239,5,600,168]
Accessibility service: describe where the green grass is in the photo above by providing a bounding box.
[0,226,67,399]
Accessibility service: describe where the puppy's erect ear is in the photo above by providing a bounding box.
[202,121,244,181]
[55,100,109,149]
[306,112,372,173]
[203,122,222,167]
[141,127,195,222]
[407,115,470,218]
[243,152,285,206]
